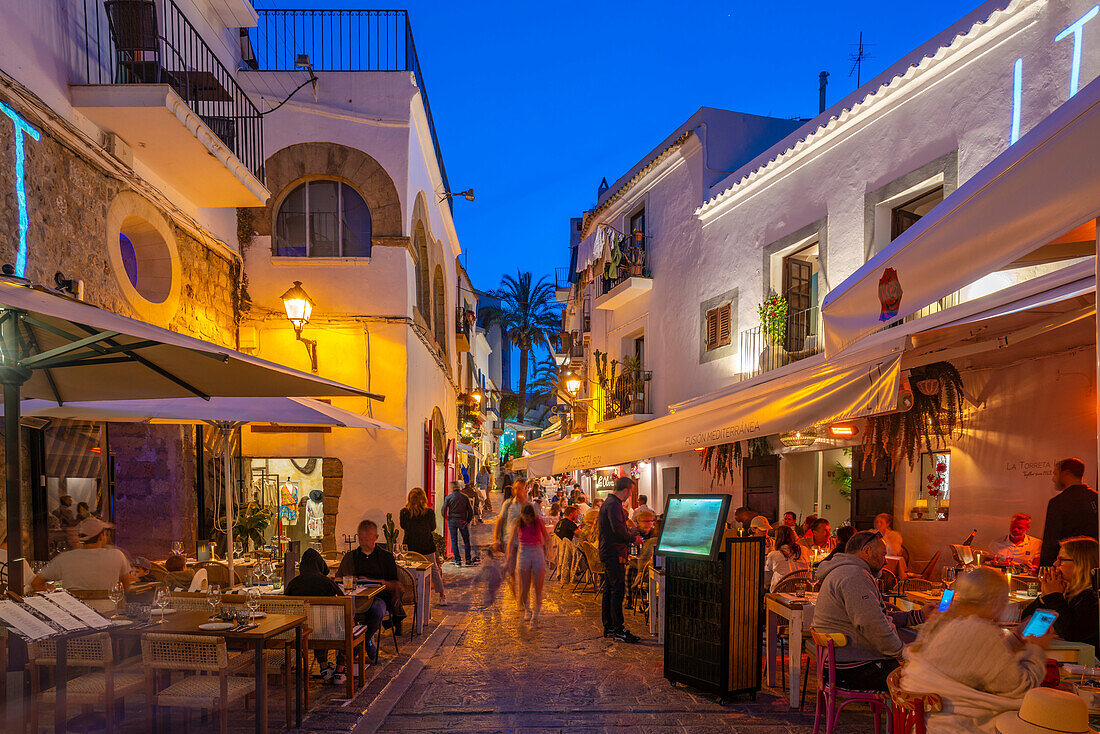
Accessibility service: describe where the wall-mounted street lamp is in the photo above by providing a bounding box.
[470,387,483,404]
[438,188,475,203]
[564,370,582,395]
[280,280,318,373]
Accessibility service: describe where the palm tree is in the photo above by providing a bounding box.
[480,271,561,421]
[527,353,562,406]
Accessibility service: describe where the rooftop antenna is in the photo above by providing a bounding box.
[818,71,829,113]
[848,32,875,88]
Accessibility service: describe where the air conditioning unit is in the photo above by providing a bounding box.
[238,326,259,351]
[103,132,133,167]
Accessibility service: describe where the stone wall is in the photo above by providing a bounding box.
[0,90,239,556]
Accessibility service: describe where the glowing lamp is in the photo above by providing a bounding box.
[828,423,860,439]
[470,387,483,404]
[280,281,314,335]
[565,371,582,395]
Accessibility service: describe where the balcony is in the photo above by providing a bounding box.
[456,308,473,353]
[249,9,452,211]
[594,243,651,310]
[550,331,585,364]
[71,0,267,207]
[555,267,572,303]
[738,307,821,378]
[582,297,592,334]
[594,370,653,430]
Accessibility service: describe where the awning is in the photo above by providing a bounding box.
[514,343,903,476]
[821,72,1100,357]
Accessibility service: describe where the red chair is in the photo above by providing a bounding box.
[810,628,891,734]
[886,668,942,734]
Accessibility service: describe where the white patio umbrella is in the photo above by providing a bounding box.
[10,397,400,581]
[0,276,379,594]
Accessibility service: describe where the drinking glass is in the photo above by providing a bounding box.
[246,587,260,623]
[1027,582,1039,597]
[108,582,124,617]
[343,575,355,593]
[207,584,222,618]
[153,586,169,624]
[943,567,956,586]
[794,580,807,599]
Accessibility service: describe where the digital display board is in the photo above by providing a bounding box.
[656,494,732,561]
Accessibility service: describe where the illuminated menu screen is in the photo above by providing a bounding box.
[657,495,730,560]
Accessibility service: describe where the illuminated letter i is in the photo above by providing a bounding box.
[0,101,40,278]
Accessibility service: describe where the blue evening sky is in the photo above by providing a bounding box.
[257,1,974,291]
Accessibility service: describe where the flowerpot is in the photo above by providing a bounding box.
[759,345,790,372]
[631,398,645,414]
[629,265,644,277]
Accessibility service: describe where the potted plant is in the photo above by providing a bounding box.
[758,294,789,370]
[619,353,646,413]
[222,502,271,553]
[382,513,400,552]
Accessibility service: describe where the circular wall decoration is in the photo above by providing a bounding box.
[105,192,181,324]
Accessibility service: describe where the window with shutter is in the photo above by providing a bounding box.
[717,304,731,347]
[705,304,733,351]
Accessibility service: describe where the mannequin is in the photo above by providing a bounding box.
[305,489,324,539]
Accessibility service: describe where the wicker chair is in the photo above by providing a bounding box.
[901,577,935,594]
[257,596,312,724]
[773,569,814,594]
[193,561,243,588]
[168,591,217,613]
[575,541,604,597]
[878,569,899,597]
[29,632,144,733]
[141,633,255,734]
[404,551,429,564]
[397,565,418,640]
[887,667,943,734]
[284,594,367,699]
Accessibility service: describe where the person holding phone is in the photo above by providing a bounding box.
[900,567,1050,731]
[1021,536,1099,650]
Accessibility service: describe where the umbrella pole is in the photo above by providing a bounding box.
[222,425,234,584]
[1,362,29,733]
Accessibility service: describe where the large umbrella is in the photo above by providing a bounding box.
[0,276,378,594]
[10,397,399,581]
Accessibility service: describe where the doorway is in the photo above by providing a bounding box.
[850,447,895,529]
[743,455,780,523]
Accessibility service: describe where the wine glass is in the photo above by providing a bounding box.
[398,544,407,563]
[943,566,956,587]
[153,585,170,624]
[108,582,124,617]
[207,584,222,618]
[246,587,260,623]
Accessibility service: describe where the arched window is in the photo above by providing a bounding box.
[275,180,372,257]
[415,222,430,317]
[433,266,447,353]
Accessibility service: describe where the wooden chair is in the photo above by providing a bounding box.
[901,577,934,594]
[397,565,418,640]
[912,549,942,581]
[575,541,604,596]
[69,588,118,615]
[283,594,367,699]
[878,569,899,597]
[29,632,144,733]
[168,590,217,612]
[886,667,942,734]
[404,551,429,564]
[141,633,255,734]
[257,596,312,724]
[810,628,890,734]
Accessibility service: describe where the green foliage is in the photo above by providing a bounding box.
[500,394,519,420]
[700,437,773,487]
[758,294,789,347]
[862,361,967,472]
[831,461,852,500]
[227,502,271,551]
[432,531,446,558]
[382,513,400,552]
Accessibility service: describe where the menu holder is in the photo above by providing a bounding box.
[22,595,88,632]
[45,590,112,629]
[0,600,59,642]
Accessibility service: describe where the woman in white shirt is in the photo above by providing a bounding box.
[764,525,811,591]
[874,513,904,557]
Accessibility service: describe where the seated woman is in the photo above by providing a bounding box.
[1021,535,1099,651]
[874,513,904,556]
[764,525,810,591]
[902,567,1048,732]
[285,548,350,686]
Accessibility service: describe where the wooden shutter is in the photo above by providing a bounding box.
[717,304,731,347]
[705,308,719,350]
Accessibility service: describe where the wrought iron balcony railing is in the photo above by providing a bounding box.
[250,9,451,209]
[595,370,652,423]
[596,243,648,298]
[739,306,820,378]
[75,0,264,179]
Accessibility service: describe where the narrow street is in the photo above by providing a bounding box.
[352,517,873,734]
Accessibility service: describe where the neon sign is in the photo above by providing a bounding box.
[0,101,40,277]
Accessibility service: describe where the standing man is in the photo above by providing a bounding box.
[990,513,1043,571]
[336,519,405,652]
[598,476,640,643]
[1040,458,1099,566]
[443,481,475,567]
[476,465,492,515]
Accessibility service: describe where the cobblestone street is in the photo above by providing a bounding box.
[352,519,874,734]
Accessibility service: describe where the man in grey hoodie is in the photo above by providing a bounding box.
[812,530,931,690]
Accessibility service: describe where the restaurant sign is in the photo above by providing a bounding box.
[0,101,39,278]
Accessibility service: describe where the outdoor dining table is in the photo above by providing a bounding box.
[110,609,307,734]
[765,591,816,709]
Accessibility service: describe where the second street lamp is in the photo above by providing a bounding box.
[280,280,319,373]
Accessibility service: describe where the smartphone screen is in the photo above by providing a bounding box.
[937,589,955,612]
[1022,609,1058,638]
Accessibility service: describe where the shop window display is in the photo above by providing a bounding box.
[244,458,325,549]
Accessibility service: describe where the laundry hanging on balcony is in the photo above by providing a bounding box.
[606,232,624,279]
[576,224,622,274]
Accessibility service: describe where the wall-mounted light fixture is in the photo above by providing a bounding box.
[280,280,318,373]
[438,188,475,203]
[470,387,483,404]
[564,370,582,395]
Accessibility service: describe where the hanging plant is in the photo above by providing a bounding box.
[758,294,789,347]
[700,437,773,486]
[862,361,966,472]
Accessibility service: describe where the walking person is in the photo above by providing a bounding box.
[477,465,493,515]
[599,476,640,643]
[494,481,532,601]
[400,487,446,606]
[443,481,475,567]
[507,503,551,626]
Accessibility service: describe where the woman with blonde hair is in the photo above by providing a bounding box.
[400,487,446,605]
[1022,535,1099,649]
[902,567,1049,732]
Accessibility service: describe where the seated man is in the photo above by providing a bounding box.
[336,519,405,656]
[813,530,931,691]
[989,512,1042,572]
[31,518,135,611]
[799,517,837,556]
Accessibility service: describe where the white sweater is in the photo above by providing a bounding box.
[901,614,1047,733]
[764,548,810,591]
